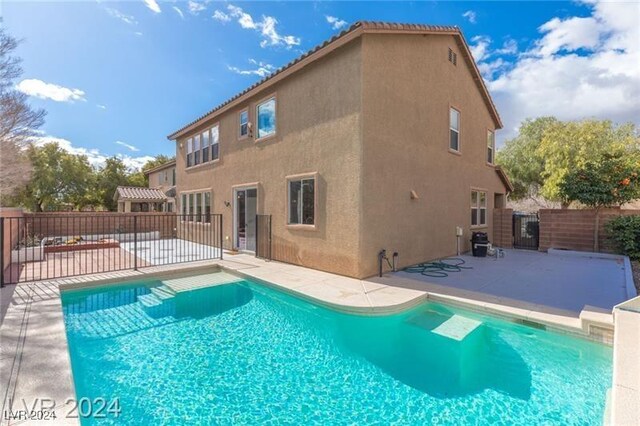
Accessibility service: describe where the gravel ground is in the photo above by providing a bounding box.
[632,261,640,294]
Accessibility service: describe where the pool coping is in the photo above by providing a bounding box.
[0,255,620,425]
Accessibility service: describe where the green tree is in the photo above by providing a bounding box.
[96,156,135,211]
[497,118,640,206]
[496,117,558,200]
[559,151,640,251]
[538,120,639,203]
[18,143,95,211]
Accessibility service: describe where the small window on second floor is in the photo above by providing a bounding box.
[186,138,193,167]
[239,110,249,138]
[202,130,210,163]
[449,108,460,151]
[211,124,220,160]
[257,97,276,139]
[193,134,201,165]
[487,130,495,164]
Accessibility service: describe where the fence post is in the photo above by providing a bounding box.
[255,214,259,259]
[219,214,223,260]
[0,217,4,288]
[133,215,138,271]
[268,214,272,261]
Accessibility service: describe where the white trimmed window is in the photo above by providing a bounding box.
[181,191,212,223]
[257,97,276,139]
[186,138,193,167]
[211,125,219,160]
[487,130,495,164]
[450,107,460,151]
[239,110,249,138]
[471,190,487,227]
[193,134,201,165]
[288,177,315,225]
[202,130,210,163]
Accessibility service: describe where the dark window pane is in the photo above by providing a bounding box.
[212,143,219,160]
[450,130,459,151]
[480,208,486,225]
[202,146,209,163]
[194,150,200,165]
[187,153,193,167]
[471,208,478,226]
[302,179,314,225]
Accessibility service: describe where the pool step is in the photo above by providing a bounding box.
[409,311,483,342]
[138,286,176,319]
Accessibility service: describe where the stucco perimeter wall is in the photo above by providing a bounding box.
[176,40,364,277]
[359,34,507,277]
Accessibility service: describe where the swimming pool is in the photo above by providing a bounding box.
[61,273,612,425]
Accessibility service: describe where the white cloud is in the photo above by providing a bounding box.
[224,4,300,48]
[134,32,143,36]
[484,1,640,142]
[227,59,275,78]
[31,134,152,170]
[17,79,86,103]
[325,15,347,30]
[97,104,107,110]
[462,10,477,24]
[212,10,230,22]
[188,1,206,15]
[105,7,138,25]
[470,35,491,62]
[143,0,161,14]
[173,6,185,19]
[495,38,518,55]
[115,141,140,152]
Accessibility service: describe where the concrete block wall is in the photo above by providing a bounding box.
[492,208,513,248]
[539,209,639,253]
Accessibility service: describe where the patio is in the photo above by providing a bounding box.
[386,249,633,317]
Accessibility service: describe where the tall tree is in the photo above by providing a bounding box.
[96,156,136,211]
[0,22,45,201]
[18,143,95,211]
[496,117,558,201]
[497,118,640,206]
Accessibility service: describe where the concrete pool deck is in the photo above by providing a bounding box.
[0,249,634,423]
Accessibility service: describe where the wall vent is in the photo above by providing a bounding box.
[448,48,457,65]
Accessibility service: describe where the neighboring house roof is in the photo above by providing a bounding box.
[143,159,177,176]
[168,21,502,140]
[495,166,514,194]
[113,186,168,202]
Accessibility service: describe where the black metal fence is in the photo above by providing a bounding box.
[255,214,272,260]
[0,213,223,285]
[513,213,540,250]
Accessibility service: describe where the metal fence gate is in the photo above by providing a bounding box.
[0,213,223,285]
[255,214,272,260]
[513,213,540,250]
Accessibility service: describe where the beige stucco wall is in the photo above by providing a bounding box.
[175,40,364,277]
[148,166,176,192]
[358,34,507,277]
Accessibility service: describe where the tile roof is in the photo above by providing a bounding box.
[114,186,168,201]
[143,159,176,176]
[167,21,501,140]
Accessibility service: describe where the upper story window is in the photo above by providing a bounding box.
[487,130,495,164]
[239,110,249,138]
[288,176,315,226]
[211,125,220,160]
[471,190,487,227]
[186,138,193,167]
[193,134,201,165]
[449,107,460,152]
[202,130,210,163]
[171,168,176,186]
[257,97,276,140]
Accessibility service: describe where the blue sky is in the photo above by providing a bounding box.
[4,1,639,169]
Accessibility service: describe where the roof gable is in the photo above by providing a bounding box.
[168,21,502,140]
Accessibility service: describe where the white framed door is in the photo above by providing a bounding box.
[233,187,257,252]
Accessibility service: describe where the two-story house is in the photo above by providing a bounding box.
[168,22,513,279]
[114,160,177,212]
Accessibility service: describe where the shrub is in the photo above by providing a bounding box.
[606,215,640,260]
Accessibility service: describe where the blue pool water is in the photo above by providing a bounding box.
[61,277,612,425]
